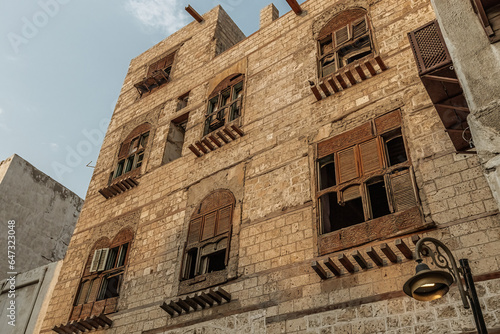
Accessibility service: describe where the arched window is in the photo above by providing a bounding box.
[181,190,235,281]
[113,123,151,179]
[70,228,133,321]
[204,74,244,136]
[317,8,373,78]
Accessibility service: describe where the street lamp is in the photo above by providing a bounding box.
[403,237,488,334]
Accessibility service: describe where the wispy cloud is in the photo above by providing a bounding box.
[125,0,189,35]
[50,143,60,152]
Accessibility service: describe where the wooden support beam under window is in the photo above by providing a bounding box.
[209,135,223,147]
[319,82,331,96]
[176,299,192,312]
[214,287,232,302]
[395,239,413,260]
[375,56,387,71]
[188,144,203,157]
[338,254,355,273]
[355,65,367,80]
[351,250,368,269]
[366,247,384,267]
[169,301,183,314]
[202,138,215,151]
[195,141,209,154]
[310,85,322,101]
[380,243,398,263]
[336,74,348,89]
[312,261,328,279]
[160,302,176,316]
[345,70,357,85]
[185,5,204,23]
[364,60,377,76]
[286,0,303,15]
[327,78,340,93]
[207,289,223,304]
[324,257,341,276]
[231,124,245,137]
[199,292,215,306]
[223,128,237,140]
[216,130,230,144]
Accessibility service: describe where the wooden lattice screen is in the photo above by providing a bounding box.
[408,20,452,76]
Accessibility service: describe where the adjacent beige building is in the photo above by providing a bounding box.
[41,1,500,333]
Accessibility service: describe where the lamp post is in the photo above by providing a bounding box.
[403,237,488,334]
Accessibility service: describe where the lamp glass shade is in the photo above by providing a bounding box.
[403,263,455,302]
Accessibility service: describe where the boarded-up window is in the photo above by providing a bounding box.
[182,190,235,280]
[318,9,373,77]
[316,110,420,239]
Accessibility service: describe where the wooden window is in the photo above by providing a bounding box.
[316,110,423,254]
[163,113,189,164]
[204,74,244,136]
[471,0,500,42]
[134,52,176,97]
[181,190,235,287]
[71,229,133,321]
[113,123,151,180]
[317,9,373,78]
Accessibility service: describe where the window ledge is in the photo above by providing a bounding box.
[188,123,245,158]
[310,55,388,101]
[318,206,430,255]
[52,313,112,333]
[98,176,139,199]
[160,287,231,317]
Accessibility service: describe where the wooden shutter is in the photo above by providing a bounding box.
[352,17,367,39]
[216,206,232,235]
[87,277,101,303]
[337,147,358,183]
[187,218,202,245]
[342,185,361,202]
[90,249,102,273]
[335,26,350,46]
[407,20,451,75]
[359,139,381,174]
[201,212,217,240]
[77,281,90,305]
[97,248,109,271]
[390,170,417,212]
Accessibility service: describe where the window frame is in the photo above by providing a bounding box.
[179,190,235,294]
[317,11,374,78]
[70,230,133,321]
[315,110,423,255]
[111,124,152,183]
[204,75,244,136]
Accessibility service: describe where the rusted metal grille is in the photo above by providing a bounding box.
[408,20,451,75]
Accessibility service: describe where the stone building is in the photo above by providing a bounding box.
[42,0,500,333]
[0,154,83,278]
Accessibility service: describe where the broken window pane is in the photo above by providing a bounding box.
[318,154,336,190]
[367,179,391,219]
[319,192,364,234]
[206,250,226,273]
[385,130,407,166]
[184,248,198,279]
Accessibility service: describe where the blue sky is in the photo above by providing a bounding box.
[0,0,296,198]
